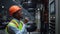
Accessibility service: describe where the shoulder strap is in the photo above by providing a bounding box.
[11,20,19,28]
[20,21,23,26]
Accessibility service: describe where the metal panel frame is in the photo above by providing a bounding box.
[55,0,58,34]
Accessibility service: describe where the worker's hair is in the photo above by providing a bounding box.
[12,11,18,18]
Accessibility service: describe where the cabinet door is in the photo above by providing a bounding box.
[49,0,55,34]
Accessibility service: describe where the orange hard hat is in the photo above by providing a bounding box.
[9,5,22,16]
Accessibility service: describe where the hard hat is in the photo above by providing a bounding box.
[9,5,22,16]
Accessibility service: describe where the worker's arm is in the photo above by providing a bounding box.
[20,18,29,34]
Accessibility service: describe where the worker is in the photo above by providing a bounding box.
[5,5,29,34]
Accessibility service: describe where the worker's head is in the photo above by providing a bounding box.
[9,5,23,20]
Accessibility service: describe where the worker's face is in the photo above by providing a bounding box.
[16,10,23,18]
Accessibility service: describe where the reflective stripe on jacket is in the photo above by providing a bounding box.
[6,19,23,34]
